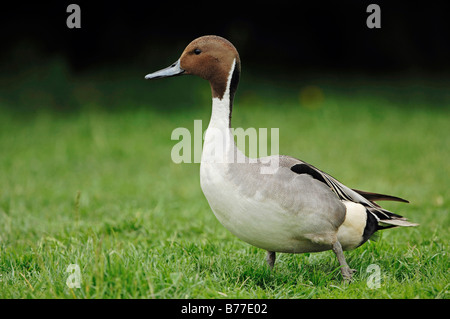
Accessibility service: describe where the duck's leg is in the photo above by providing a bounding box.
[266,251,276,269]
[332,241,356,282]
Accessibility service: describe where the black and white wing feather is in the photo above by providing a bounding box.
[290,161,418,228]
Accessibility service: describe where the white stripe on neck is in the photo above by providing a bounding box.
[202,59,242,164]
[209,58,236,129]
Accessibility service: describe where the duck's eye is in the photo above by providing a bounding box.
[194,48,202,55]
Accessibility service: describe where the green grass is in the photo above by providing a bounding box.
[0,73,449,298]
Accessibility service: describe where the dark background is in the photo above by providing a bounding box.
[0,0,449,112]
[1,0,449,75]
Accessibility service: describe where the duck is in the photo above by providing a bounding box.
[145,35,418,281]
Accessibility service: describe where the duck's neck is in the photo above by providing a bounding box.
[208,59,240,129]
[203,59,242,164]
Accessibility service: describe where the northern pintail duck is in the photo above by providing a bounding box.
[145,35,418,281]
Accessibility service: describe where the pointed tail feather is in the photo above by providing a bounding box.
[379,219,419,227]
[352,189,410,204]
[366,206,419,229]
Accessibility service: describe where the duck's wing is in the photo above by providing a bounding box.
[284,156,418,228]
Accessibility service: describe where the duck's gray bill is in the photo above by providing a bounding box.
[145,59,185,80]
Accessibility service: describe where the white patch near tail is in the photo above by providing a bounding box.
[337,201,368,250]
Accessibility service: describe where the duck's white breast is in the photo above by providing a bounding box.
[199,159,338,253]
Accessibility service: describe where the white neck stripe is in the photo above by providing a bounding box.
[220,58,236,101]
